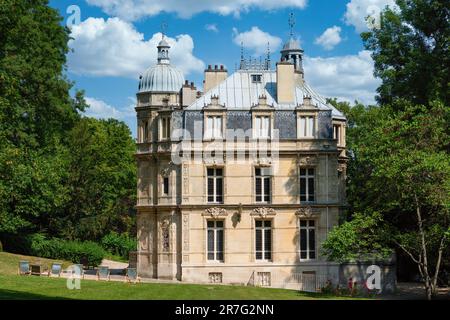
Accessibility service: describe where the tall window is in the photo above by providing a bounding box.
[255,167,271,203]
[163,177,169,196]
[300,168,315,202]
[207,168,223,203]
[333,124,341,145]
[299,220,316,260]
[299,116,315,138]
[254,116,270,138]
[207,220,224,262]
[160,116,171,140]
[205,116,223,139]
[143,121,149,142]
[255,220,272,261]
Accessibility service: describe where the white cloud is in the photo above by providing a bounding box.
[84,97,135,120]
[86,0,307,21]
[314,26,342,50]
[68,17,205,78]
[304,50,380,105]
[232,26,282,55]
[344,0,396,32]
[205,24,219,33]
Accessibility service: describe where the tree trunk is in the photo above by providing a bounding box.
[415,194,432,300]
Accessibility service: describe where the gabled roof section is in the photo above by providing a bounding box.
[186,70,346,120]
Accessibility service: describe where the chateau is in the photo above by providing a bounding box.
[135,27,347,288]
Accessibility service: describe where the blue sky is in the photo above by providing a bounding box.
[49,0,395,137]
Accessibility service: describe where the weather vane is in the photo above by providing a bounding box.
[161,21,168,39]
[288,12,295,37]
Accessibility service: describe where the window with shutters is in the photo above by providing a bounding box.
[255,220,272,261]
[205,116,223,139]
[207,220,224,262]
[207,168,223,203]
[299,220,316,260]
[298,116,315,138]
[255,167,271,203]
[254,116,271,138]
[300,168,315,202]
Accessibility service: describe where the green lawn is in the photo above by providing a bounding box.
[0,252,357,300]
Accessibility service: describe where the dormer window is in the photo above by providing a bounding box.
[254,116,271,138]
[159,116,171,141]
[205,116,223,139]
[298,116,315,138]
[251,74,262,83]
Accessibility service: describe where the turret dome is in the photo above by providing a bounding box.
[138,37,185,93]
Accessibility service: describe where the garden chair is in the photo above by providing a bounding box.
[48,263,62,277]
[97,266,110,281]
[69,264,85,279]
[18,261,31,276]
[125,268,140,284]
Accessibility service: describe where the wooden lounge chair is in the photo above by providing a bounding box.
[68,264,85,279]
[125,268,140,283]
[97,266,110,281]
[48,263,62,277]
[18,261,31,276]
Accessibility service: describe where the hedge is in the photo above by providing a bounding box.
[1,234,105,267]
[101,232,137,260]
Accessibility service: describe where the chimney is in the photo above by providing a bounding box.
[204,65,228,92]
[276,61,295,104]
[182,79,197,107]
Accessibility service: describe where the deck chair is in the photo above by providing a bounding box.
[125,268,140,283]
[48,263,62,277]
[18,261,31,276]
[97,266,110,281]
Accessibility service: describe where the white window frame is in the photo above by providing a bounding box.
[205,115,223,139]
[159,116,171,141]
[207,168,223,204]
[298,115,316,138]
[299,219,316,261]
[255,167,271,203]
[254,115,271,139]
[255,220,272,261]
[207,220,224,262]
[300,168,315,203]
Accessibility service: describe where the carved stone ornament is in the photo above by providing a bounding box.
[295,206,318,218]
[160,161,174,177]
[251,207,276,218]
[298,156,318,166]
[204,207,227,219]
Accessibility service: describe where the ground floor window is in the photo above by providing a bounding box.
[255,220,272,261]
[299,220,316,260]
[207,220,224,262]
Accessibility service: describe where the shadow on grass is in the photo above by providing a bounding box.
[0,289,73,300]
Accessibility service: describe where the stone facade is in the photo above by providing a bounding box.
[135,34,348,288]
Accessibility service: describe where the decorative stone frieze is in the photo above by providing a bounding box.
[295,206,319,218]
[203,207,228,219]
[251,207,276,218]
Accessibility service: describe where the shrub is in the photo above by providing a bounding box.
[101,232,137,259]
[0,240,3,252]
[4,233,106,267]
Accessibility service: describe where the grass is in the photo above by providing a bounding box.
[0,252,358,300]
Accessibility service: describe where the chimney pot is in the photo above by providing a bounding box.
[208,65,212,70]
[214,65,218,70]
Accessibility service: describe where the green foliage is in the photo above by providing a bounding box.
[361,0,450,106]
[0,1,136,242]
[101,232,137,259]
[322,211,392,262]
[28,234,105,267]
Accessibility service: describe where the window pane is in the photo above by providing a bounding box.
[264,221,271,228]
[264,178,271,201]
[216,221,224,228]
[163,177,169,195]
[255,177,262,200]
[216,178,223,201]
[255,220,262,228]
[309,228,315,253]
[300,117,306,137]
[255,168,261,176]
[208,178,214,196]
[300,168,306,176]
[264,228,271,259]
[207,168,214,176]
[300,177,306,198]
[216,229,224,260]
[308,177,315,200]
[255,229,262,252]
[207,221,214,228]
[207,230,214,258]
[300,220,307,227]
[308,168,315,176]
[216,169,223,176]
[309,220,315,227]
[300,229,307,251]
[300,251,307,259]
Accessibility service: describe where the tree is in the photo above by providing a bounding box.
[362,0,450,106]
[325,100,450,299]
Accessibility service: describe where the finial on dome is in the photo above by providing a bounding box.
[161,21,168,39]
[288,12,296,38]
